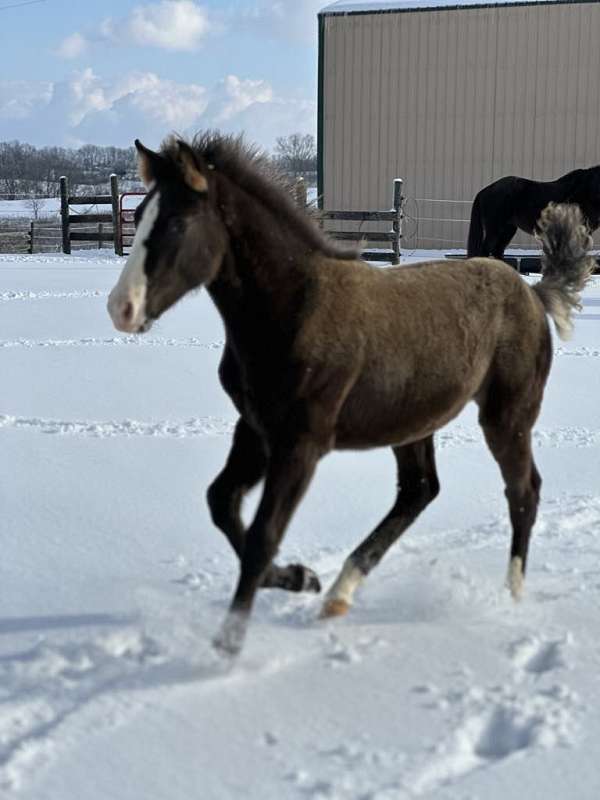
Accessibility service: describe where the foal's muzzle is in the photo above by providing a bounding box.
[107,291,152,334]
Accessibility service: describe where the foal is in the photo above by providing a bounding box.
[108,134,593,655]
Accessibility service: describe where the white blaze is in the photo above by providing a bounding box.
[107,191,160,332]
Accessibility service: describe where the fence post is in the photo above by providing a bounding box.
[60,176,71,254]
[110,174,122,256]
[98,222,103,249]
[294,177,307,209]
[28,220,34,255]
[392,178,403,265]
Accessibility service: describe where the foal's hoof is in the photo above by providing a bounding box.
[266,564,321,593]
[213,614,246,658]
[319,598,351,619]
[213,634,240,660]
[296,565,321,594]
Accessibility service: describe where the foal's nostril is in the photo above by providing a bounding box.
[122,301,134,322]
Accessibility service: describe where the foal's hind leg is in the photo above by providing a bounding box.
[207,418,320,593]
[321,436,440,618]
[480,420,541,600]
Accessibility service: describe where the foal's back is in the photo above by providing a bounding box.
[301,256,550,450]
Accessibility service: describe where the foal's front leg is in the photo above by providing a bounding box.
[214,436,322,656]
[207,417,320,592]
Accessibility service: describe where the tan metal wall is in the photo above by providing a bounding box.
[321,2,600,251]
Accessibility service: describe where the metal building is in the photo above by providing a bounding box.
[318,0,600,250]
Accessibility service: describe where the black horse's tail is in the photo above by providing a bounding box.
[533,203,595,340]
[466,192,485,257]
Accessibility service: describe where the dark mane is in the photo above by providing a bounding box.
[161,132,358,262]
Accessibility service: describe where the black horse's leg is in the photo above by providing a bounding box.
[214,435,322,655]
[489,225,517,262]
[321,437,439,617]
[207,418,320,593]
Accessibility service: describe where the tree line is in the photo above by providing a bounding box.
[0,141,135,198]
[0,134,317,200]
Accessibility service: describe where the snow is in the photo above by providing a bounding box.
[0,195,142,219]
[2,250,600,799]
[322,0,567,14]
[0,198,61,219]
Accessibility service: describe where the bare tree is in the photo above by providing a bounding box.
[26,194,46,220]
[274,134,317,179]
[0,140,137,198]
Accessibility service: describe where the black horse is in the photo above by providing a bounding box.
[467,166,600,259]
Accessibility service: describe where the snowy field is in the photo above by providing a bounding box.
[0,199,61,219]
[1,251,600,799]
[0,196,139,219]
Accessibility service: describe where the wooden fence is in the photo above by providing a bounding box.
[0,218,31,254]
[0,218,112,254]
[320,179,404,264]
[59,174,122,255]
[1,176,403,263]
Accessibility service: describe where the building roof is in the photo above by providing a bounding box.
[321,0,580,14]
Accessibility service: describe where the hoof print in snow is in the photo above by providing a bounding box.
[0,628,165,791]
[509,635,571,676]
[324,633,361,667]
[408,682,577,795]
[323,633,385,669]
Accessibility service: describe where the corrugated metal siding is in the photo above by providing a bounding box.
[321,2,600,250]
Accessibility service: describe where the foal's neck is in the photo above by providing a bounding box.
[207,175,317,348]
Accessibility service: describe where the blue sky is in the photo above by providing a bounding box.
[0,0,323,151]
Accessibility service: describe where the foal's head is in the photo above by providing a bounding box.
[108,139,227,333]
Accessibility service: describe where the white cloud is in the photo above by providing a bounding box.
[206,76,273,124]
[60,1,214,54]
[126,0,212,50]
[227,95,316,150]
[0,70,315,152]
[56,32,88,59]
[56,0,321,58]
[75,71,208,145]
[0,81,53,121]
[241,0,323,43]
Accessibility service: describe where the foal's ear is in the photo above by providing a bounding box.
[175,140,209,194]
[134,139,165,188]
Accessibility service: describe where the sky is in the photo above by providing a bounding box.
[0,0,324,152]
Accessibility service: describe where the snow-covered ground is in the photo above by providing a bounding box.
[0,199,61,219]
[0,195,142,219]
[1,251,599,799]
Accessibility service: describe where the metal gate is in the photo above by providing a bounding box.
[119,191,146,255]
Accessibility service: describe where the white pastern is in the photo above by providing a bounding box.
[507,556,524,601]
[324,560,364,608]
[108,192,160,332]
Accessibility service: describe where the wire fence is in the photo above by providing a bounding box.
[400,196,474,252]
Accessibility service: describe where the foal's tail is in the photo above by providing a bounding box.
[466,192,485,257]
[533,203,595,340]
